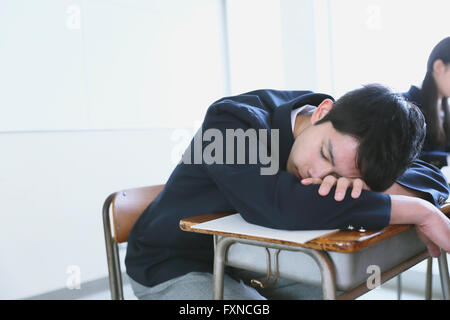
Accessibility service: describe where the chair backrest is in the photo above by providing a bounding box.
[111,184,165,243]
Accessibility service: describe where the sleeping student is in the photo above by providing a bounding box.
[125,84,450,300]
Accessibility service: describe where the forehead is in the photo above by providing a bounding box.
[333,138,360,177]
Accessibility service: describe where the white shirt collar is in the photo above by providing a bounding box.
[291,104,316,134]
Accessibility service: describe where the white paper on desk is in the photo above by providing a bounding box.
[193,214,338,244]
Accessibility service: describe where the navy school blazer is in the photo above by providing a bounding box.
[125,89,449,287]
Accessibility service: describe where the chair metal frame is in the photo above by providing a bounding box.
[102,192,124,300]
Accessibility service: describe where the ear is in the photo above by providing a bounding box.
[433,59,445,75]
[311,99,334,124]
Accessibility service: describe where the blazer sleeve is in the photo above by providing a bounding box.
[199,107,392,231]
[395,159,449,207]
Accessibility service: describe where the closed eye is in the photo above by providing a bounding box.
[321,144,340,178]
[320,145,327,161]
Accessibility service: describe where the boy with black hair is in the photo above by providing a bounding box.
[125,84,450,300]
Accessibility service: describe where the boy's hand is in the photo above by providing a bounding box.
[301,175,370,201]
[415,201,450,257]
[390,195,450,257]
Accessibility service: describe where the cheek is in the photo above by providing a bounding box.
[292,150,305,170]
[287,141,302,172]
[290,139,304,162]
[445,82,450,96]
[443,73,450,96]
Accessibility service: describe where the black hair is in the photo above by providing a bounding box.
[316,84,426,192]
[421,37,450,148]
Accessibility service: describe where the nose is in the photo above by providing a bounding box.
[308,164,333,179]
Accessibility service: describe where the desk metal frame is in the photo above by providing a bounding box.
[212,235,450,300]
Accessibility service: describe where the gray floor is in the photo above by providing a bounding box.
[78,281,138,300]
[75,274,435,300]
[26,256,446,300]
[79,281,425,300]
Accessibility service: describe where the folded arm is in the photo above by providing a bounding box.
[309,158,450,256]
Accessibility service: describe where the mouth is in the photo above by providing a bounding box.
[294,171,303,180]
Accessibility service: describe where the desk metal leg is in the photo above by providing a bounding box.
[306,249,337,300]
[425,257,433,300]
[212,237,337,300]
[438,250,449,300]
[213,237,236,300]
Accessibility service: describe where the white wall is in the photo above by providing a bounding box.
[0,0,228,299]
[0,129,176,299]
[1,0,318,299]
[327,0,450,97]
[0,0,227,131]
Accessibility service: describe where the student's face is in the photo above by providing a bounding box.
[286,100,362,181]
[433,60,450,98]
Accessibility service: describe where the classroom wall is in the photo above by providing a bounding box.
[0,0,226,299]
[0,129,176,299]
[0,0,318,299]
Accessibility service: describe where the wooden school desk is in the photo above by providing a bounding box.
[180,212,450,300]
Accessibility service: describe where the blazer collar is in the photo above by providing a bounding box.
[271,92,334,171]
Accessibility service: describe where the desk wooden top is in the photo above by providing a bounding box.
[179,213,413,253]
